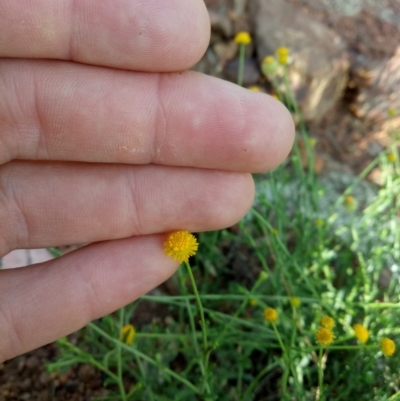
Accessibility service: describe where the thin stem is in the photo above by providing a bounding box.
[272,323,289,397]
[88,322,200,394]
[117,308,127,401]
[184,261,208,354]
[237,44,246,86]
[317,347,323,400]
[184,261,210,395]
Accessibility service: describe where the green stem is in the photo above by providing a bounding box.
[272,323,289,397]
[117,308,127,401]
[88,322,200,394]
[317,347,323,400]
[237,44,246,86]
[184,261,210,394]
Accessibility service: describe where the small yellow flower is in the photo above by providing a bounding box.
[343,195,358,211]
[276,47,289,65]
[261,55,278,75]
[308,138,317,147]
[387,152,397,163]
[388,108,397,118]
[248,86,261,92]
[163,231,199,263]
[272,228,279,235]
[316,327,335,345]
[315,219,324,227]
[320,316,335,329]
[290,297,301,307]
[353,324,369,344]
[234,32,251,45]
[120,324,135,345]
[263,55,275,65]
[381,337,396,357]
[249,299,258,306]
[263,307,278,323]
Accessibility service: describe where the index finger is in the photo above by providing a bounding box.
[0,0,210,72]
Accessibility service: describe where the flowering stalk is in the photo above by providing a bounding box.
[317,347,324,399]
[234,32,251,87]
[117,308,127,401]
[184,261,210,394]
[237,44,246,87]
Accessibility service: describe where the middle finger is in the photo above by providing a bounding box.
[0,60,294,172]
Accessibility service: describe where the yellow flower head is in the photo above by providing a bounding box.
[234,31,251,45]
[353,323,369,344]
[308,138,317,147]
[388,108,397,118]
[262,55,278,75]
[320,316,335,329]
[290,297,301,307]
[163,231,199,263]
[248,86,261,92]
[315,219,324,227]
[316,327,335,345]
[263,307,278,323]
[381,337,396,357]
[343,195,358,211]
[263,55,275,65]
[387,152,397,163]
[276,47,290,65]
[249,299,258,306]
[120,324,135,345]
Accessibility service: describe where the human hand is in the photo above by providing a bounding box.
[0,0,294,361]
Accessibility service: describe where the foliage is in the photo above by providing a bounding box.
[48,43,400,401]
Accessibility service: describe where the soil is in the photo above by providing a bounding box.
[0,344,107,401]
[1,1,399,399]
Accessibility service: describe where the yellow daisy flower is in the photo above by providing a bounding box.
[353,323,369,344]
[320,316,335,329]
[276,47,289,65]
[263,307,278,323]
[316,327,335,345]
[381,337,396,357]
[120,324,135,345]
[387,152,397,163]
[234,32,251,45]
[163,231,199,263]
[343,195,358,211]
[290,297,301,307]
[261,55,278,75]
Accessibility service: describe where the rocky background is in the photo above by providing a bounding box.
[1,1,400,399]
[201,0,400,176]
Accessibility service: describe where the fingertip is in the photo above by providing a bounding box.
[141,0,211,71]
[198,172,255,231]
[241,90,295,173]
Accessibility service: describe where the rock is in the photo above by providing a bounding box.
[224,58,261,86]
[287,0,400,58]
[250,0,350,122]
[208,9,233,38]
[352,47,400,129]
[284,0,400,129]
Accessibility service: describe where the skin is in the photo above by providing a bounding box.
[0,0,295,362]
